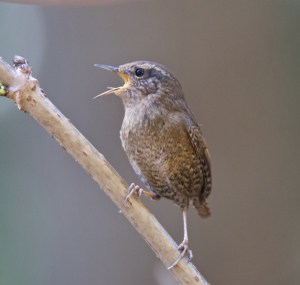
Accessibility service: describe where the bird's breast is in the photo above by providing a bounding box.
[120,104,165,153]
[120,104,203,205]
[120,104,199,174]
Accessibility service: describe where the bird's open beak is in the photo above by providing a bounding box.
[93,64,129,99]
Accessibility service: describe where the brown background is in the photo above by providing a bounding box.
[0,1,299,284]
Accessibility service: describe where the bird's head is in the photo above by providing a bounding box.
[94,61,183,105]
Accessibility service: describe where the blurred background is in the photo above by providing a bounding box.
[0,1,299,284]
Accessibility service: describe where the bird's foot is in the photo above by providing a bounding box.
[167,239,193,270]
[124,183,160,204]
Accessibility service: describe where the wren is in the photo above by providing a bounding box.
[95,61,212,269]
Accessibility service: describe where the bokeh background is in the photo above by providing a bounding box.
[0,1,299,284]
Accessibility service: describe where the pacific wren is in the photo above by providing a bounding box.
[95,61,212,269]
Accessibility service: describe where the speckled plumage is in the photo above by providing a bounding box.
[95,61,212,268]
[117,61,212,216]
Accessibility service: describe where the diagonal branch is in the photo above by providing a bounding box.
[0,56,209,285]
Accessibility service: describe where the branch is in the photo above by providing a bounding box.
[0,56,209,285]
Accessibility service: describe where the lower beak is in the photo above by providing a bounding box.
[94,64,129,99]
[93,87,120,99]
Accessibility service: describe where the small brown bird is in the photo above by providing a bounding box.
[94,61,212,269]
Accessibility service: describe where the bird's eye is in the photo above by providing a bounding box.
[135,68,144,77]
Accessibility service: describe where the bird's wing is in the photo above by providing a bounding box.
[186,121,212,202]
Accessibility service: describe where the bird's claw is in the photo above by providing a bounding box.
[167,240,193,270]
[178,243,193,262]
[124,183,160,206]
[123,183,143,207]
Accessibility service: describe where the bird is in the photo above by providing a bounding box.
[94,61,212,269]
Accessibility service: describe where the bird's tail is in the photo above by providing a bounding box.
[192,198,211,218]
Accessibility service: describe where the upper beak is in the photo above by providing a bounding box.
[94,64,119,73]
[94,64,129,99]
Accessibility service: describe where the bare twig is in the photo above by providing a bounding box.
[0,56,209,285]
